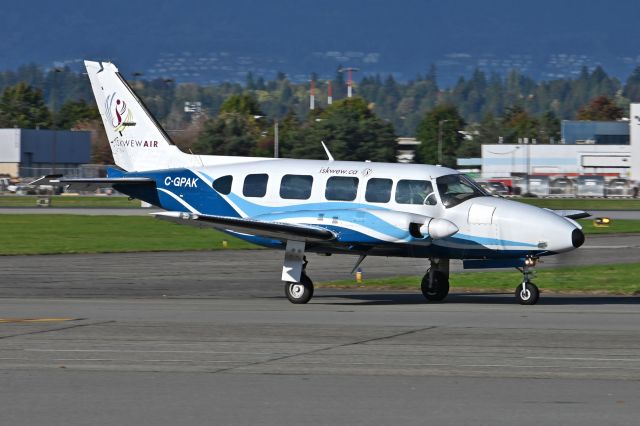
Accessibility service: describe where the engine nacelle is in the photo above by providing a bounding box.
[415,218,458,239]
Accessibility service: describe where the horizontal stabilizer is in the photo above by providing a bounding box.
[154,211,336,242]
[30,175,155,191]
[29,174,63,186]
[547,209,591,220]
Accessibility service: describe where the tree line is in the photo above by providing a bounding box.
[0,63,635,167]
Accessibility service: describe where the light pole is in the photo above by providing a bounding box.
[438,119,451,165]
[274,119,279,158]
[51,67,63,175]
[254,115,279,158]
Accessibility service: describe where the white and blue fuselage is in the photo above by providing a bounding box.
[113,158,583,260]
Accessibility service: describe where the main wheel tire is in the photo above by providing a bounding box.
[515,281,539,305]
[421,270,450,302]
[285,273,314,304]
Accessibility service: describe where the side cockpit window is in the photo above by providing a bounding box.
[395,179,435,205]
[212,175,232,195]
[436,174,487,208]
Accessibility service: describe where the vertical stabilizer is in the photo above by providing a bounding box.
[85,61,194,171]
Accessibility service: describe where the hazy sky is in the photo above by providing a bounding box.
[2,0,639,78]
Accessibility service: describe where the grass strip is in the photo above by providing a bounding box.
[0,196,140,208]
[0,214,638,256]
[0,215,257,255]
[577,219,640,234]
[518,198,640,210]
[319,263,640,295]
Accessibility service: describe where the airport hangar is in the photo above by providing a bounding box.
[480,103,640,181]
[0,128,91,178]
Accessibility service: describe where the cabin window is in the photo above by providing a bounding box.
[365,178,392,203]
[280,174,313,200]
[395,179,434,205]
[243,174,269,197]
[212,175,233,195]
[325,176,359,201]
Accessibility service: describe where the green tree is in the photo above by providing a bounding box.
[576,95,624,120]
[414,104,465,167]
[538,110,561,143]
[288,97,396,162]
[501,106,539,143]
[472,113,503,145]
[54,99,99,129]
[275,110,302,158]
[219,94,262,116]
[0,82,51,128]
[193,113,261,156]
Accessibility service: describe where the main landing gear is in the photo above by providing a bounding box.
[282,240,314,304]
[515,256,540,305]
[421,258,450,302]
[285,263,314,304]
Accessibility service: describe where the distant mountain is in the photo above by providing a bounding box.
[3,0,640,86]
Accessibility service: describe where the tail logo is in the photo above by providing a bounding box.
[105,93,134,135]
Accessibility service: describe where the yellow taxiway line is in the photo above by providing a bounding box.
[0,318,77,324]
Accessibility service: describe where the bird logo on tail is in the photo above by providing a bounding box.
[105,92,134,135]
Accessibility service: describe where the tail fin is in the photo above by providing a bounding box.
[85,61,193,171]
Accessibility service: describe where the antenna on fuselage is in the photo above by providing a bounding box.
[321,141,335,161]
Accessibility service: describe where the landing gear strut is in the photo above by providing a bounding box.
[515,256,539,305]
[282,240,314,304]
[421,258,450,302]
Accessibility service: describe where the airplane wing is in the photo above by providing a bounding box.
[547,209,591,220]
[30,175,155,191]
[154,211,336,243]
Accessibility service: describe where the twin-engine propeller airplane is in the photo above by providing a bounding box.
[34,61,587,305]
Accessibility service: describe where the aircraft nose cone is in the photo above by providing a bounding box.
[572,228,585,248]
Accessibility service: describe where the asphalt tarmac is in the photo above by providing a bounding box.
[0,234,638,299]
[1,296,640,426]
[1,236,639,425]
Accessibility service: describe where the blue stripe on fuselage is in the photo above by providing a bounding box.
[112,168,540,258]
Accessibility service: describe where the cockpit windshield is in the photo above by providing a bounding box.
[436,174,488,208]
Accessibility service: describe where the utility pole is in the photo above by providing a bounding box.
[51,67,63,175]
[274,120,279,158]
[525,138,531,195]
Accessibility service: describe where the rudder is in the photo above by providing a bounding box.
[85,61,193,171]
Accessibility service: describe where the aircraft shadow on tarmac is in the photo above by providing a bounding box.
[310,292,640,306]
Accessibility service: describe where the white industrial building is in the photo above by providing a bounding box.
[631,103,640,181]
[481,103,640,182]
[481,143,632,179]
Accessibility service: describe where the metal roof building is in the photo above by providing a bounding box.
[0,129,91,178]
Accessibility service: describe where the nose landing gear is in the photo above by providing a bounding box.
[515,256,539,305]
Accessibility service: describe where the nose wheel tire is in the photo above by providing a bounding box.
[421,270,450,302]
[285,273,314,304]
[515,282,539,305]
